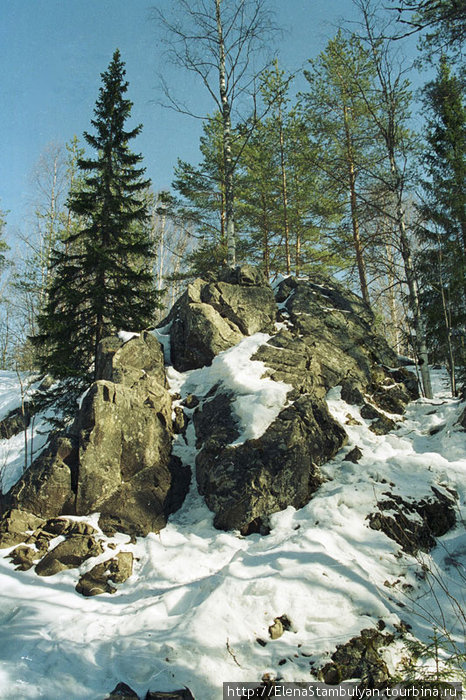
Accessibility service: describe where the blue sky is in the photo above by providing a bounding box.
[0,0,420,238]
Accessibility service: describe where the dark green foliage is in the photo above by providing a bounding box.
[417,57,466,390]
[390,0,466,62]
[33,50,158,415]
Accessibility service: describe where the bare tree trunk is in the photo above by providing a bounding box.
[396,194,433,398]
[277,102,291,275]
[260,193,270,279]
[356,0,432,398]
[385,243,401,354]
[216,0,236,267]
[343,104,370,306]
[436,237,457,396]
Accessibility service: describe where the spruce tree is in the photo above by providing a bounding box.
[34,49,157,412]
[417,57,466,393]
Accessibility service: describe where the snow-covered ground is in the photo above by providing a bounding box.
[0,354,464,700]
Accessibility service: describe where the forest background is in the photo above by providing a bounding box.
[0,0,464,408]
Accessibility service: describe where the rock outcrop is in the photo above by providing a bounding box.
[1,268,419,542]
[3,333,190,537]
[164,270,418,533]
[255,275,419,405]
[368,486,457,554]
[160,265,276,371]
[195,392,346,533]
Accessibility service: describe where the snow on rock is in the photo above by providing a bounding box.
[118,330,140,343]
[168,332,292,445]
[0,368,464,699]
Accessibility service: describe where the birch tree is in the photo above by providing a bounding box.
[155,0,276,266]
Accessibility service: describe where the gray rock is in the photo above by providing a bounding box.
[369,416,396,435]
[196,394,346,533]
[344,446,363,463]
[104,682,139,699]
[145,690,195,700]
[4,333,190,538]
[0,405,30,440]
[0,508,45,548]
[161,268,276,371]
[267,276,415,407]
[97,331,167,388]
[4,434,78,519]
[76,551,133,596]
[35,534,104,577]
[319,628,395,688]
[368,487,456,554]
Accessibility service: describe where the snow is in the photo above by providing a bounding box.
[118,330,140,343]
[0,372,51,493]
[0,363,464,699]
[167,333,292,444]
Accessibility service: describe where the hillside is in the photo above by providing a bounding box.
[0,270,464,700]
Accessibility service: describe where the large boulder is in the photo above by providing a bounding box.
[4,434,78,519]
[195,391,347,533]
[186,274,417,532]
[2,333,190,537]
[160,266,276,371]
[256,276,419,406]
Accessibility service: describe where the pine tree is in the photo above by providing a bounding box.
[301,31,382,305]
[34,49,158,412]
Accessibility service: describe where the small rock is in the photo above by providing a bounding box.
[361,403,381,420]
[345,414,362,426]
[35,535,104,577]
[76,551,134,597]
[104,682,139,699]
[370,416,396,435]
[145,690,195,699]
[0,509,45,549]
[343,446,363,463]
[318,628,394,688]
[7,544,40,571]
[173,406,188,434]
[181,394,199,409]
[368,488,456,554]
[269,618,284,640]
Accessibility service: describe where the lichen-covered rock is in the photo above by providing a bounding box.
[255,276,417,408]
[0,405,30,440]
[368,487,456,554]
[2,333,190,538]
[4,434,78,519]
[97,331,167,388]
[369,416,397,435]
[76,551,133,596]
[160,267,276,371]
[7,544,41,571]
[35,534,104,577]
[0,508,45,548]
[195,393,346,533]
[319,628,394,688]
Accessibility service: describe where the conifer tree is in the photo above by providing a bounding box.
[34,50,157,411]
[417,57,465,393]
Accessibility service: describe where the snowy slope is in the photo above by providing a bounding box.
[0,357,464,700]
[0,373,51,494]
